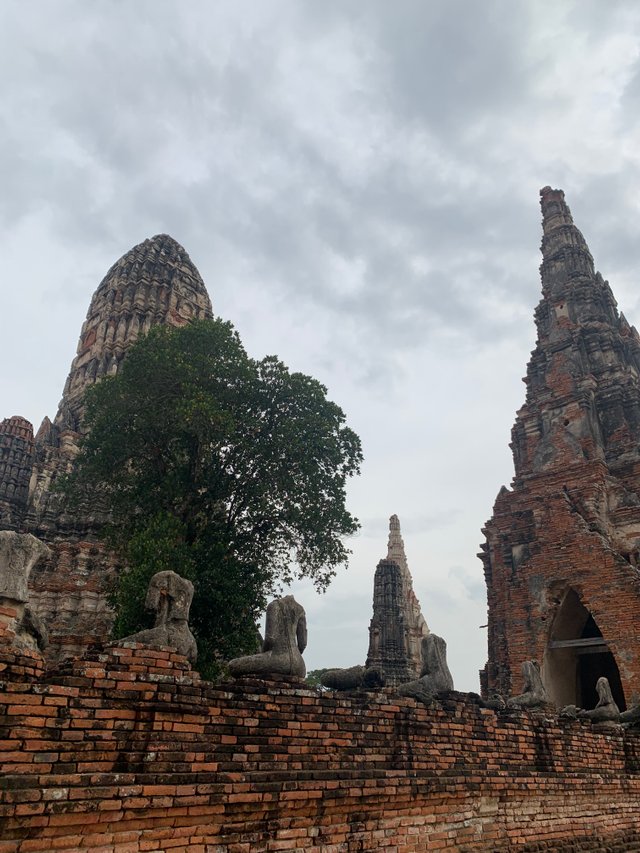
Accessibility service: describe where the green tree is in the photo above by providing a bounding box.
[305,668,330,689]
[67,319,362,676]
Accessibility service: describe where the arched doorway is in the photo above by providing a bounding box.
[543,588,625,710]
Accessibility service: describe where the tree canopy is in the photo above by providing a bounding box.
[67,319,362,674]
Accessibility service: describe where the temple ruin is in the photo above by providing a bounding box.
[0,234,213,661]
[365,514,430,685]
[5,191,640,849]
[481,187,640,710]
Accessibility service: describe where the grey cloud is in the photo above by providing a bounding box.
[304,0,534,131]
[361,510,461,540]
[0,0,544,369]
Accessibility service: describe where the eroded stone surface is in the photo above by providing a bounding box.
[228,595,307,679]
[579,676,620,724]
[0,235,213,662]
[0,416,34,530]
[481,188,640,709]
[366,515,430,686]
[117,570,197,663]
[0,531,51,652]
[561,677,621,725]
[506,660,550,710]
[397,633,454,704]
[0,531,50,603]
[320,664,385,691]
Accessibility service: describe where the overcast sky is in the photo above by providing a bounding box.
[3,1,640,691]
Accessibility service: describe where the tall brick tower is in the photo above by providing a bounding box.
[1,234,213,661]
[481,188,640,709]
[366,515,430,685]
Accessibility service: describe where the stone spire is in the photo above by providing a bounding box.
[387,514,408,572]
[539,186,595,288]
[387,514,429,637]
[510,187,640,483]
[481,188,640,708]
[3,234,214,662]
[56,234,213,433]
[366,515,429,686]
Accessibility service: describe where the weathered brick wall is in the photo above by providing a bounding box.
[481,462,640,704]
[2,644,640,852]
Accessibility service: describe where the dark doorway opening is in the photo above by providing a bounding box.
[543,590,625,710]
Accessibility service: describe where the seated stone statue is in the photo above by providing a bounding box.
[117,570,197,663]
[0,531,50,603]
[321,664,385,691]
[397,633,454,705]
[580,677,620,724]
[481,693,507,711]
[507,660,550,709]
[561,677,620,725]
[228,595,307,679]
[0,531,50,652]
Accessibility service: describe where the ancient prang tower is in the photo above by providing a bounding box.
[366,514,429,685]
[0,235,212,661]
[481,187,640,710]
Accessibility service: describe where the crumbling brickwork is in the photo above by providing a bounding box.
[1,640,640,851]
[0,235,213,662]
[481,188,640,709]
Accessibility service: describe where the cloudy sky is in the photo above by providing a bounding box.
[3,1,640,690]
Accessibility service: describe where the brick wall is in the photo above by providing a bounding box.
[2,644,640,852]
[480,463,640,705]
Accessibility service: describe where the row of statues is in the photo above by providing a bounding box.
[484,660,626,726]
[0,532,637,725]
[107,574,636,724]
[214,587,456,704]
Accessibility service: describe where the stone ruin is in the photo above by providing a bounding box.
[365,514,430,686]
[318,516,454,699]
[117,570,198,664]
[0,189,634,721]
[0,234,213,663]
[1,190,637,689]
[228,595,307,679]
[560,675,621,726]
[2,187,640,850]
[481,187,640,712]
[2,525,640,850]
[397,633,454,705]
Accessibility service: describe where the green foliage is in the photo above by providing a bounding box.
[67,319,362,678]
[305,668,330,688]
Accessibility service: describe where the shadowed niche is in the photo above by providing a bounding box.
[543,588,625,710]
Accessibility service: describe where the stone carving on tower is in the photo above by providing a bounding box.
[0,417,35,531]
[481,188,640,712]
[365,514,430,686]
[0,234,213,662]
